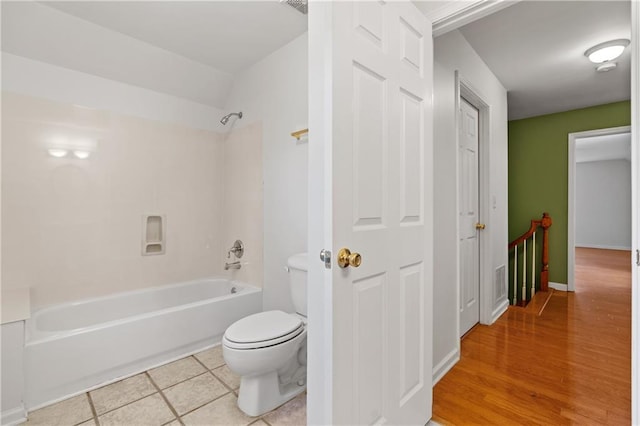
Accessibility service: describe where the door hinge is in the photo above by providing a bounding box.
[319,249,332,269]
[636,249,640,266]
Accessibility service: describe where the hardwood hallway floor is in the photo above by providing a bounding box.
[432,248,631,425]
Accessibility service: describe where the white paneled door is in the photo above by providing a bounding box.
[320,2,433,424]
[459,97,481,336]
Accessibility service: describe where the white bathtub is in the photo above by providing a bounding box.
[24,278,262,409]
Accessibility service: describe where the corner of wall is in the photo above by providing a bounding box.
[432,347,460,385]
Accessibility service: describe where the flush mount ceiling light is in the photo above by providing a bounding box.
[584,39,630,64]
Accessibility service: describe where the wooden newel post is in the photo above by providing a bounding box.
[539,212,552,292]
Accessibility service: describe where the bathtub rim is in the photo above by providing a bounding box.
[26,278,261,345]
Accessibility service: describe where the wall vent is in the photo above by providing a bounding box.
[495,265,506,301]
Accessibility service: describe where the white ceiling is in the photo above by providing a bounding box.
[1,1,307,109]
[576,132,631,163]
[2,0,631,118]
[457,1,631,120]
[43,1,308,73]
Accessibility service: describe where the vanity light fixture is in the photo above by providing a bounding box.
[584,39,630,72]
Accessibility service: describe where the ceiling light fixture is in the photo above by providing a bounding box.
[584,39,630,64]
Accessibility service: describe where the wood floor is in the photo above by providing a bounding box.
[432,248,631,425]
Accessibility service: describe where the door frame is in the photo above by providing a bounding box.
[631,2,639,424]
[455,73,492,332]
[567,125,631,292]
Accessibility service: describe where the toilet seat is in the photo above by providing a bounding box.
[223,310,305,350]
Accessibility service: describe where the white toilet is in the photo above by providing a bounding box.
[222,253,308,416]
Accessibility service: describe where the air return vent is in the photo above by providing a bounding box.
[495,265,506,301]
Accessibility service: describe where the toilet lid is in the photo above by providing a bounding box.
[224,310,303,346]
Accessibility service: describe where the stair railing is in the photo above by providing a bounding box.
[508,212,552,306]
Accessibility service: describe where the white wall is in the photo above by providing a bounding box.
[224,33,308,313]
[1,1,232,109]
[432,30,509,381]
[223,122,264,287]
[2,91,228,309]
[1,321,26,425]
[2,50,265,309]
[576,159,631,250]
[2,53,225,133]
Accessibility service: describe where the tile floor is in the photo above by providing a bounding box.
[22,346,306,426]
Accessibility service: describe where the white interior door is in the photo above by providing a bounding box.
[459,97,481,337]
[310,2,434,424]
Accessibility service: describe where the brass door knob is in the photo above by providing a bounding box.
[475,223,486,230]
[337,248,362,268]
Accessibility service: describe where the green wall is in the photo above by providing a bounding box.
[508,101,631,284]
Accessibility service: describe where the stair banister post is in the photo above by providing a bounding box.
[531,231,536,299]
[540,212,552,292]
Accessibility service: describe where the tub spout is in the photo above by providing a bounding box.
[225,261,241,270]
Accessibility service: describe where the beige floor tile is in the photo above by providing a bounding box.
[181,393,255,426]
[212,364,240,390]
[163,420,181,426]
[148,356,206,389]
[23,393,93,426]
[163,372,229,415]
[194,345,225,370]
[250,420,269,426]
[77,420,97,426]
[90,373,156,414]
[263,392,306,426]
[98,393,175,426]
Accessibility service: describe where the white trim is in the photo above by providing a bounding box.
[631,1,639,424]
[491,299,509,323]
[567,125,631,292]
[549,282,568,292]
[432,348,460,385]
[575,244,632,251]
[1,405,27,426]
[307,2,333,424]
[456,73,495,329]
[453,72,462,345]
[429,1,520,37]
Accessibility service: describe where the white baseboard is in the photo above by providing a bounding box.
[575,244,631,251]
[491,299,509,323]
[432,347,459,385]
[549,282,568,292]
[1,404,27,426]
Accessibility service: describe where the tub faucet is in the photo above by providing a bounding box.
[225,261,241,270]
[227,240,244,259]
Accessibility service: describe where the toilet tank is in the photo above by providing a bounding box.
[287,253,308,317]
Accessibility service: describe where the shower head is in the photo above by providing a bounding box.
[220,111,243,125]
